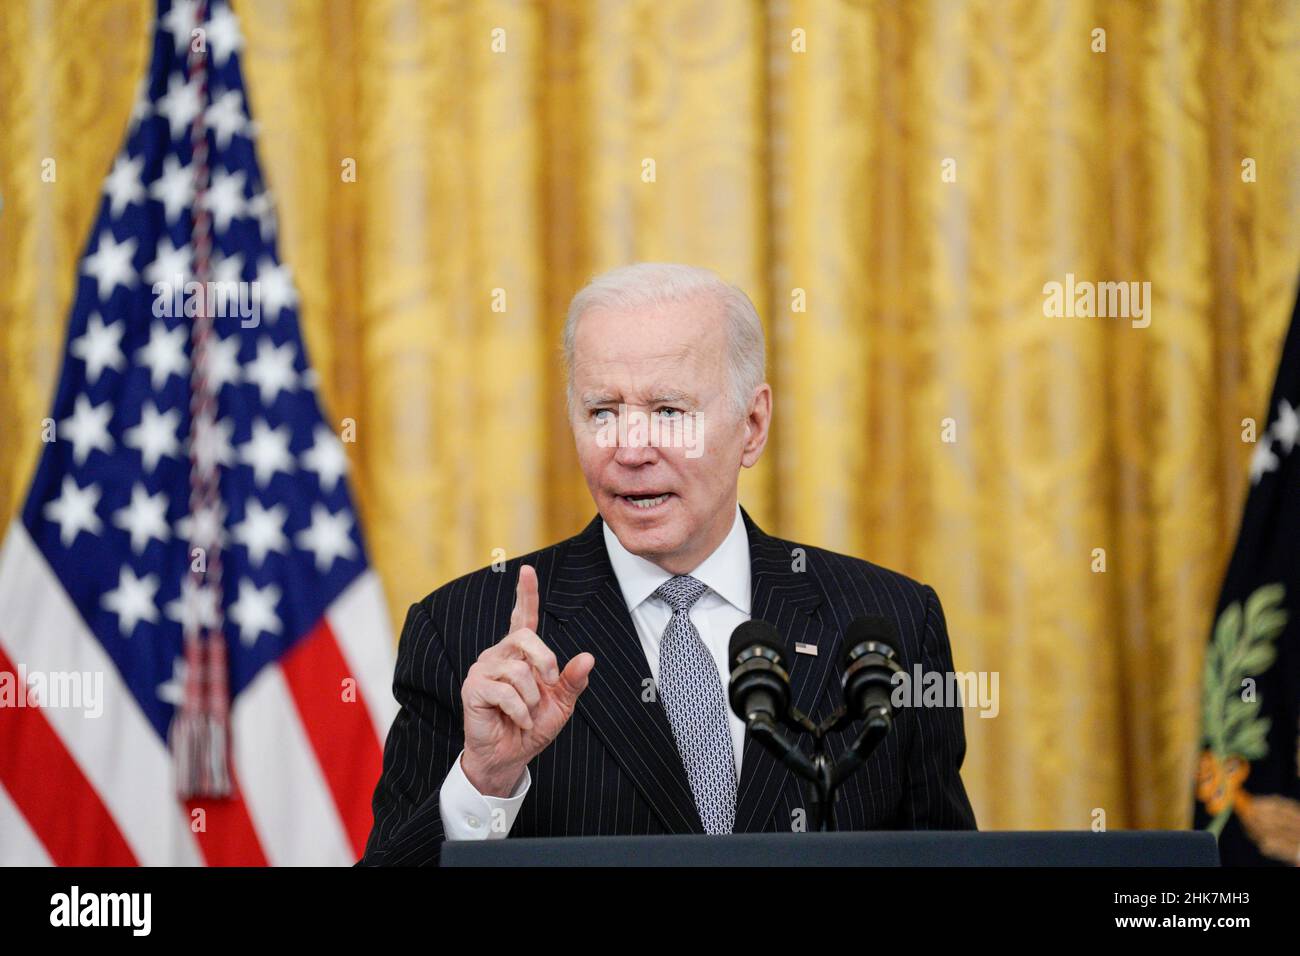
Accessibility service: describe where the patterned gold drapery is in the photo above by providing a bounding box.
[2,0,1298,832]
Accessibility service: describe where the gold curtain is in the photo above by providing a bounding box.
[2,0,1299,832]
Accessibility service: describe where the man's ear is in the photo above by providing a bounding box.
[740,384,772,468]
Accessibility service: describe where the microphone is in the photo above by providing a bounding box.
[727,620,816,785]
[726,619,790,725]
[723,616,907,832]
[840,616,904,729]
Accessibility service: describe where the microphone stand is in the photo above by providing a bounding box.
[747,703,890,832]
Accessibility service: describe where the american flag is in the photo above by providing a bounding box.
[0,0,396,865]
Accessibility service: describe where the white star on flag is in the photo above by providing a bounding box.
[205,3,245,67]
[1272,399,1299,455]
[60,394,115,465]
[247,191,277,241]
[70,313,126,384]
[42,476,104,547]
[201,330,243,393]
[128,76,152,131]
[144,236,192,288]
[295,504,357,573]
[206,89,246,149]
[203,168,247,233]
[245,337,299,404]
[124,401,182,472]
[255,258,298,320]
[155,72,202,139]
[1250,438,1279,484]
[302,425,348,493]
[150,155,196,225]
[232,499,289,566]
[112,483,172,554]
[159,0,199,55]
[103,154,146,217]
[239,419,295,487]
[135,321,190,390]
[229,579,282,646]
[101,566,161,637]
[212,250,245,285]
[156,657,187,706]
[82,231,137,301]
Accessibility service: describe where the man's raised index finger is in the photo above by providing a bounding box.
[510,564,539,633]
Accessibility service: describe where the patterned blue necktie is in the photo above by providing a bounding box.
[653,575,737,834]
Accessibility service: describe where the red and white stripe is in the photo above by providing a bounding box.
[0,523,395,865]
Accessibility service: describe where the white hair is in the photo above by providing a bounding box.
[562,263,766,420]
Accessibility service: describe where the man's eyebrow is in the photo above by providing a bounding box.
[647,391,693,406]
[580,390,696,409]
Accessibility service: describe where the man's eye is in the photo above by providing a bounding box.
[591,408,614,422]
[657,407,683,419]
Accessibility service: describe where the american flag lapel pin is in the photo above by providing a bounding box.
[794,642,818,656]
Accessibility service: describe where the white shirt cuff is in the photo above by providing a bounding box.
[439,750,530,840]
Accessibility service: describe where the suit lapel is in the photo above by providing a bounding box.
[733,507,840,832]
[542,516,704,834]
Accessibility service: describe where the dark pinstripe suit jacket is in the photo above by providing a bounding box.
[360,507,976,865]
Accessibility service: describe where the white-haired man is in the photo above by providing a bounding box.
[362,264,976,864]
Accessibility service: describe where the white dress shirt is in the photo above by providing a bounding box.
[439,503,752,840]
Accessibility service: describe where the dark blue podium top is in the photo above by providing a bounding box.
[440,830,1219,867]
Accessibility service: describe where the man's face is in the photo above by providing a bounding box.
[569,295,769,574]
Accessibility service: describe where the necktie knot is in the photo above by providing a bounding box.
[654,575,710,614]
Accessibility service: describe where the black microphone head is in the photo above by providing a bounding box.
[727,619,790,724]
[841,616,904,723]
[729,619,784,667]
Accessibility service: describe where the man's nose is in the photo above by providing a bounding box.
[613,439,657,465]
[612,409,658,463]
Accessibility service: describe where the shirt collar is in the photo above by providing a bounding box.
[601,503,751,615]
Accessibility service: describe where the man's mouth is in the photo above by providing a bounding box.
[618,492,673,511]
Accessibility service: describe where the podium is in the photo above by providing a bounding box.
[441,831,1219,866]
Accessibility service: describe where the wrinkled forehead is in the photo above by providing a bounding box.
[571,299,728,378]
[572,300,733,403]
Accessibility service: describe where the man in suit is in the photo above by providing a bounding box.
[361,263,976,865]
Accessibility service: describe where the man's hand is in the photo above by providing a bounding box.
[460,564,595,797]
